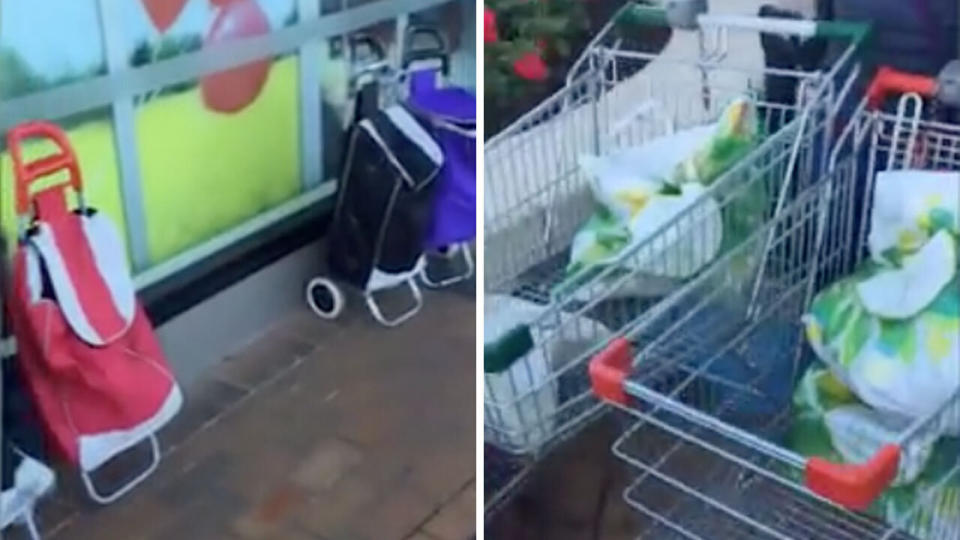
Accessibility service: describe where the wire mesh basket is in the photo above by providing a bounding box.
[589,70,960,539]
[483,3,869,513]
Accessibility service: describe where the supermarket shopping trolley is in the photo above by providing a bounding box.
[587,63,960,539]
[483,3,869,515]
[306,35,444,327]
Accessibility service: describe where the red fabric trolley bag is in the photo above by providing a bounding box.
[5,121,182,504]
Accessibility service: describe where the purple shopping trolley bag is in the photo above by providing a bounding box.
[403,28,477,287]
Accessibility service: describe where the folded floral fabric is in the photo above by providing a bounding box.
[802,260,959,435]
[665,97,759,188]
[869,170,960,265]
[803,166,960,434]
[566,183,722,280]
[560,98,759,296]
[804,167,960,434]
[787,367,960,538]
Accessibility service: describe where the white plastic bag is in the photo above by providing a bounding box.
[484,295,612,453]
[869,170,960,261]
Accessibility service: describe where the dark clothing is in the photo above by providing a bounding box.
[831,0,959,120]
[834,0,957,78]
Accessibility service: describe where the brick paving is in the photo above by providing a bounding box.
[484,417,645,540]
[14,285,475,540]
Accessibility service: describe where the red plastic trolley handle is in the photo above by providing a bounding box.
[6,121,83,216]
[866,66,938,110]
[589,337,633,406]
[806,446,900,511]
[588,338,902,511]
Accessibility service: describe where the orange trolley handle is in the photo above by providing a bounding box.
[866,66,939,111]
[588,338,902,512]
[6,121,84,217]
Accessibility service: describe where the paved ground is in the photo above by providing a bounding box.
[16,284,475,540]
[485,417,646,540]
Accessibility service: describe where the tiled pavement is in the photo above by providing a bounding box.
[19,285,475,540]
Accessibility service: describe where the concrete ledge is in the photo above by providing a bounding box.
[157,240,323,387]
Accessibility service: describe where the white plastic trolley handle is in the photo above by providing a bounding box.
[697,14,818,38]
[565,5,871,88]
[619,5,870,43]
[697,14,871,46]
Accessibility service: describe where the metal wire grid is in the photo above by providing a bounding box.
[618,403,959,540]
[618,426,932,540]
[484,92,828,454]
[485,55,828,300]
[482,10,864,513]
[599,101,960,539]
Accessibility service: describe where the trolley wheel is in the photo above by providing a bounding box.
[306,277,345,319]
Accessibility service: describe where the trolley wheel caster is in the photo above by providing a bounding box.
[306,277,345,319]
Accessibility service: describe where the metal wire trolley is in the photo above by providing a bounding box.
[483,3,868,514]
[587,62,960,539]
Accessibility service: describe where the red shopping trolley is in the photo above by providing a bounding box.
[5,121,182,504]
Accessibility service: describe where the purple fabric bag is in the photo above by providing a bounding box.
[407,69,476,249]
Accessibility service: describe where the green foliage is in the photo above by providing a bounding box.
[0,47,110,136]
[0,48,47,99]
[485,0,588,108]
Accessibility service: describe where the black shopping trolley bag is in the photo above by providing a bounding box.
[327,105,443,305]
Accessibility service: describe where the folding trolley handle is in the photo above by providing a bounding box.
[6,121,85,222]
[349,34,389,77]
[402,26,450,76]
[346,34,393,126]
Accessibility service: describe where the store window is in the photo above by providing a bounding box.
[2,0,465,275]
[0,108,125,252]
[317,0,475,181]
[0,0,108,101]
[0,0,118,249]
[121,0,303,264]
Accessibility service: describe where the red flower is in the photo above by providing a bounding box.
[484,7,498,43]
[513,52,548,81]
